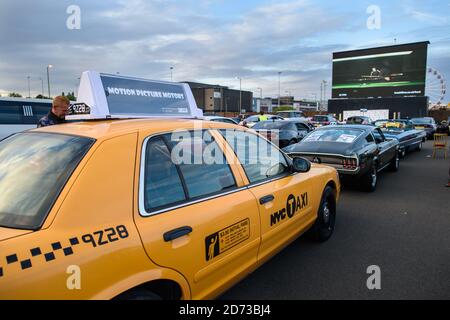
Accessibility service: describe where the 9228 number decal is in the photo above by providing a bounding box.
[82,225,129,248]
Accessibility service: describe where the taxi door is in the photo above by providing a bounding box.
[219,130,317,264]
[133,129,261,299]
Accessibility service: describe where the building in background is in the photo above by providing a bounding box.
[294,100,319,111]
[269,95,319,112]
[253,97,273,113]
[183,82,253,114]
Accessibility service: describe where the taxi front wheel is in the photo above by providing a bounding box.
[308,186,336,242]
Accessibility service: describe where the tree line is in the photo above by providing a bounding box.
[0,92,76,100]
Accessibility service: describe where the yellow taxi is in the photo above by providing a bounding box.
[0,72,340,300]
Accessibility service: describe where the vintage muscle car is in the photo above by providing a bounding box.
[374,119,426,158]
[283,125,400,192]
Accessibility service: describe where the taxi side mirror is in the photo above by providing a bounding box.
[291,157,311,173]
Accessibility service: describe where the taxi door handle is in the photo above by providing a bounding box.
[259,195,275,205]
[164,226,193,242]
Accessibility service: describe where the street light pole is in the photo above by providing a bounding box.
[47,65,53,98]
[320,81,323,110]
[39,77,44,96]
[237,77,242,114]
[322,80,327,111]
[170,66,174,82]
[27,76,31,98]
[278,72,282,109]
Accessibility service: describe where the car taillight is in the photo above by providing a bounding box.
[323,121,330,125]
[342,158,358,169]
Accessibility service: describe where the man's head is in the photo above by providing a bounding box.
[52,96,70,119]
[260,111,264,115]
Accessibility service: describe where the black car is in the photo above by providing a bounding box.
[410,117,437,139]
[346,116,373,125]
[252,120,312,148]
[283,125,400,192]
[311,115,338,127]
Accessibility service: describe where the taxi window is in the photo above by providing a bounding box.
[220,130,289,184]
[0,132,95,230]
[143,131,237,213]
[144,138,187,211]
[163,131,236,199]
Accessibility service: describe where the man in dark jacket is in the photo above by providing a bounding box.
[37,96,70,127]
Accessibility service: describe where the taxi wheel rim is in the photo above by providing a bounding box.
[322,202,330,225]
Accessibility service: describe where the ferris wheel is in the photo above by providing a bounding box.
[425,67,446,108]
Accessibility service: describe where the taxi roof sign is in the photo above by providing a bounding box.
[67,71,203,120]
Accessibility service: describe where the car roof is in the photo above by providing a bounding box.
[30,118,239,140]
[316,124,374,132]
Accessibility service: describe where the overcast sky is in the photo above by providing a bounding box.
[0,0,449,102]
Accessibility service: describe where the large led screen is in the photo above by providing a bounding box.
[332,42,428,99]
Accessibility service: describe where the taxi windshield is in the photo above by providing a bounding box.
[0,132,95,230]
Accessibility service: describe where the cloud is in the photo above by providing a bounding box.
[0,0,448,103]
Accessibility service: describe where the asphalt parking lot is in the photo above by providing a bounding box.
[220,139,450,300]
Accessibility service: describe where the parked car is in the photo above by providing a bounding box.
[239,115,284,128]
[252,119,313,148]
[310,115,338,127]
[346,116,373,125]
[284,125,400,192]
[374,119,426,158]
[203,116,238,125]
[410,117,437,140]
[276,110,306,120]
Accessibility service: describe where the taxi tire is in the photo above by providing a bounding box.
[309,186,336,242]
[116,288,162,300]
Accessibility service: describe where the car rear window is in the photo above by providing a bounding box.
[0,132,95,230]
[246,115,260,122]
[313,116,328,122]
[303,128,363,143]
[347,117,364,124]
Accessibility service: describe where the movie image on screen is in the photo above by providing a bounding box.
[332,42,428,99]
